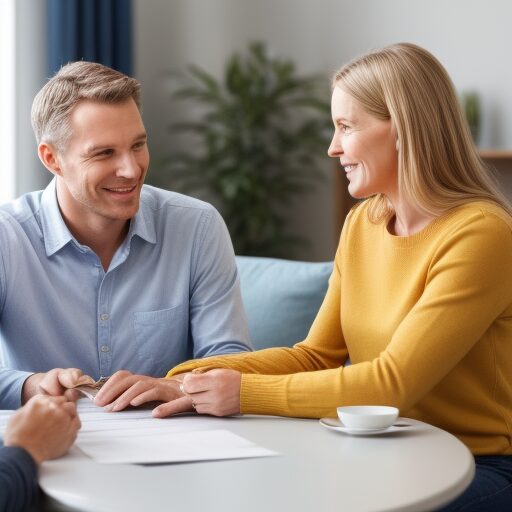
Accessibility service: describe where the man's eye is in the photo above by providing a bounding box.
[133,142,146,150]
[96,149,113,157]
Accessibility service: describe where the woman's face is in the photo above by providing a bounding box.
[328,85,398,200]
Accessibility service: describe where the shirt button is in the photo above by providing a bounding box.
[100,313,109,321]
[100,345,110,352]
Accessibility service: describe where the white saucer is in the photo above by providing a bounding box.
[319,417,413,436]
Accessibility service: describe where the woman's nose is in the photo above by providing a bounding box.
[327,133,342,157]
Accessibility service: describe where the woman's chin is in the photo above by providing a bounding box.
[347,184,367,199]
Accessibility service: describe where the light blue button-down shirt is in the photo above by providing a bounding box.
[0,179,251,409]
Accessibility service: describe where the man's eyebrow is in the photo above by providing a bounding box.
[82,133,147,157]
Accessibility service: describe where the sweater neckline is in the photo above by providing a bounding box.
[382,208,460,248]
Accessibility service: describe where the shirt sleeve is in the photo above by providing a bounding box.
[0,218,35,410]
[188,207,253,357]
[166,253,348,377]
[166,214,351,378]
[0,445,39,512]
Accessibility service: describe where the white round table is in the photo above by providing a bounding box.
[40,415,474,512]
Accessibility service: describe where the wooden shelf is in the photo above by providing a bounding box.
[479,150,512,160]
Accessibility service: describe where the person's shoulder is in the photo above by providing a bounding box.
[443,201,512,232]
[0,191,43,229]
[140,185,217,215]
[342,199,374,232]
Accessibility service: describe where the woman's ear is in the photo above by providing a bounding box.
[38,143,63,176]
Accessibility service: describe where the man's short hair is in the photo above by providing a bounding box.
[31,61,141,151]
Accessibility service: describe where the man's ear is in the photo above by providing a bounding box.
[38,142,63,177]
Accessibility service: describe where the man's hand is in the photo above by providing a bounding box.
[93,370,184,412]
[153,369,242,418]
[21,368,94,404]
[4,395,81,464]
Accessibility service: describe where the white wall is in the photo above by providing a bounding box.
[125,0,512,259]
[15,0,51,195]
[12,0,512,258]
[0,0,16,202]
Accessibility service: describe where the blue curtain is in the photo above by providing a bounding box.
[48,0,133,77]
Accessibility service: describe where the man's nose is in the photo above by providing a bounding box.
[116,154,140,178]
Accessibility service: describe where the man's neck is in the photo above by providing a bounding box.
[54,181,132,270]
[67,218,130,271]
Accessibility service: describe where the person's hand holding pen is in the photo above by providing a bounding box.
[92,368,242,418]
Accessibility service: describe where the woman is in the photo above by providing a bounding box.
[96,43,512,511]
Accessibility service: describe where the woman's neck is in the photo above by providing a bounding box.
[388,200,436,237]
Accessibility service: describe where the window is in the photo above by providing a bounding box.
[0,0,16,202]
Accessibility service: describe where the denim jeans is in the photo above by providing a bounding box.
[438,455,512,511]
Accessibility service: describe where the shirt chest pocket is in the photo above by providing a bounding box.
[132,305,188,374]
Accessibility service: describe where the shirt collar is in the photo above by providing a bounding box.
[40,179,156,257]
[40,178,74,256]
[126,188,157,246]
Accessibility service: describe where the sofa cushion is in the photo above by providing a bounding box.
[235,256,333,350]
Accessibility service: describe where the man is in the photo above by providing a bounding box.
[1,395,80,511]
[0,61,251,410]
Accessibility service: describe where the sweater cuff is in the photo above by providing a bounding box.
[240,373,290,416]
[0,445,37,471]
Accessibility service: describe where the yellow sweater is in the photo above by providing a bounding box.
[168,200,512,455]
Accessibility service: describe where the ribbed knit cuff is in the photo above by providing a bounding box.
[240,373,289,415]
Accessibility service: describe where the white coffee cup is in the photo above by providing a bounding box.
[337,405,399,430]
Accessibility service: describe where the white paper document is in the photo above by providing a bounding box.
[1,399,278,465]
[77,428,276,464]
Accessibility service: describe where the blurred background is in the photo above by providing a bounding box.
[3,0,512,261]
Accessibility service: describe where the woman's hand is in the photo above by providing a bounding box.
[153,369,242,418]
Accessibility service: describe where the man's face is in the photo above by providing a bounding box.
[53,98,149,227]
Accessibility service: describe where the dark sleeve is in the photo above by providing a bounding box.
[0,446,38,512]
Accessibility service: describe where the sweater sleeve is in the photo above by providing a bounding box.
[239,211,512,417]
[0,445,39,512]
[170,208,512,420]
[165,211,353,379]
[166,255,348,378]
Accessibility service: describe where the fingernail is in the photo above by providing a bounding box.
[103,403,114,412]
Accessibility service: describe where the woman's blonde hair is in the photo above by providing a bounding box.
[333,42,512,221]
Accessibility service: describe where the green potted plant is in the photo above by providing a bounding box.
[152,42,331,257]
[462,91,481,145]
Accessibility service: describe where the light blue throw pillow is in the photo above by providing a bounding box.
[235,256,333,350]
